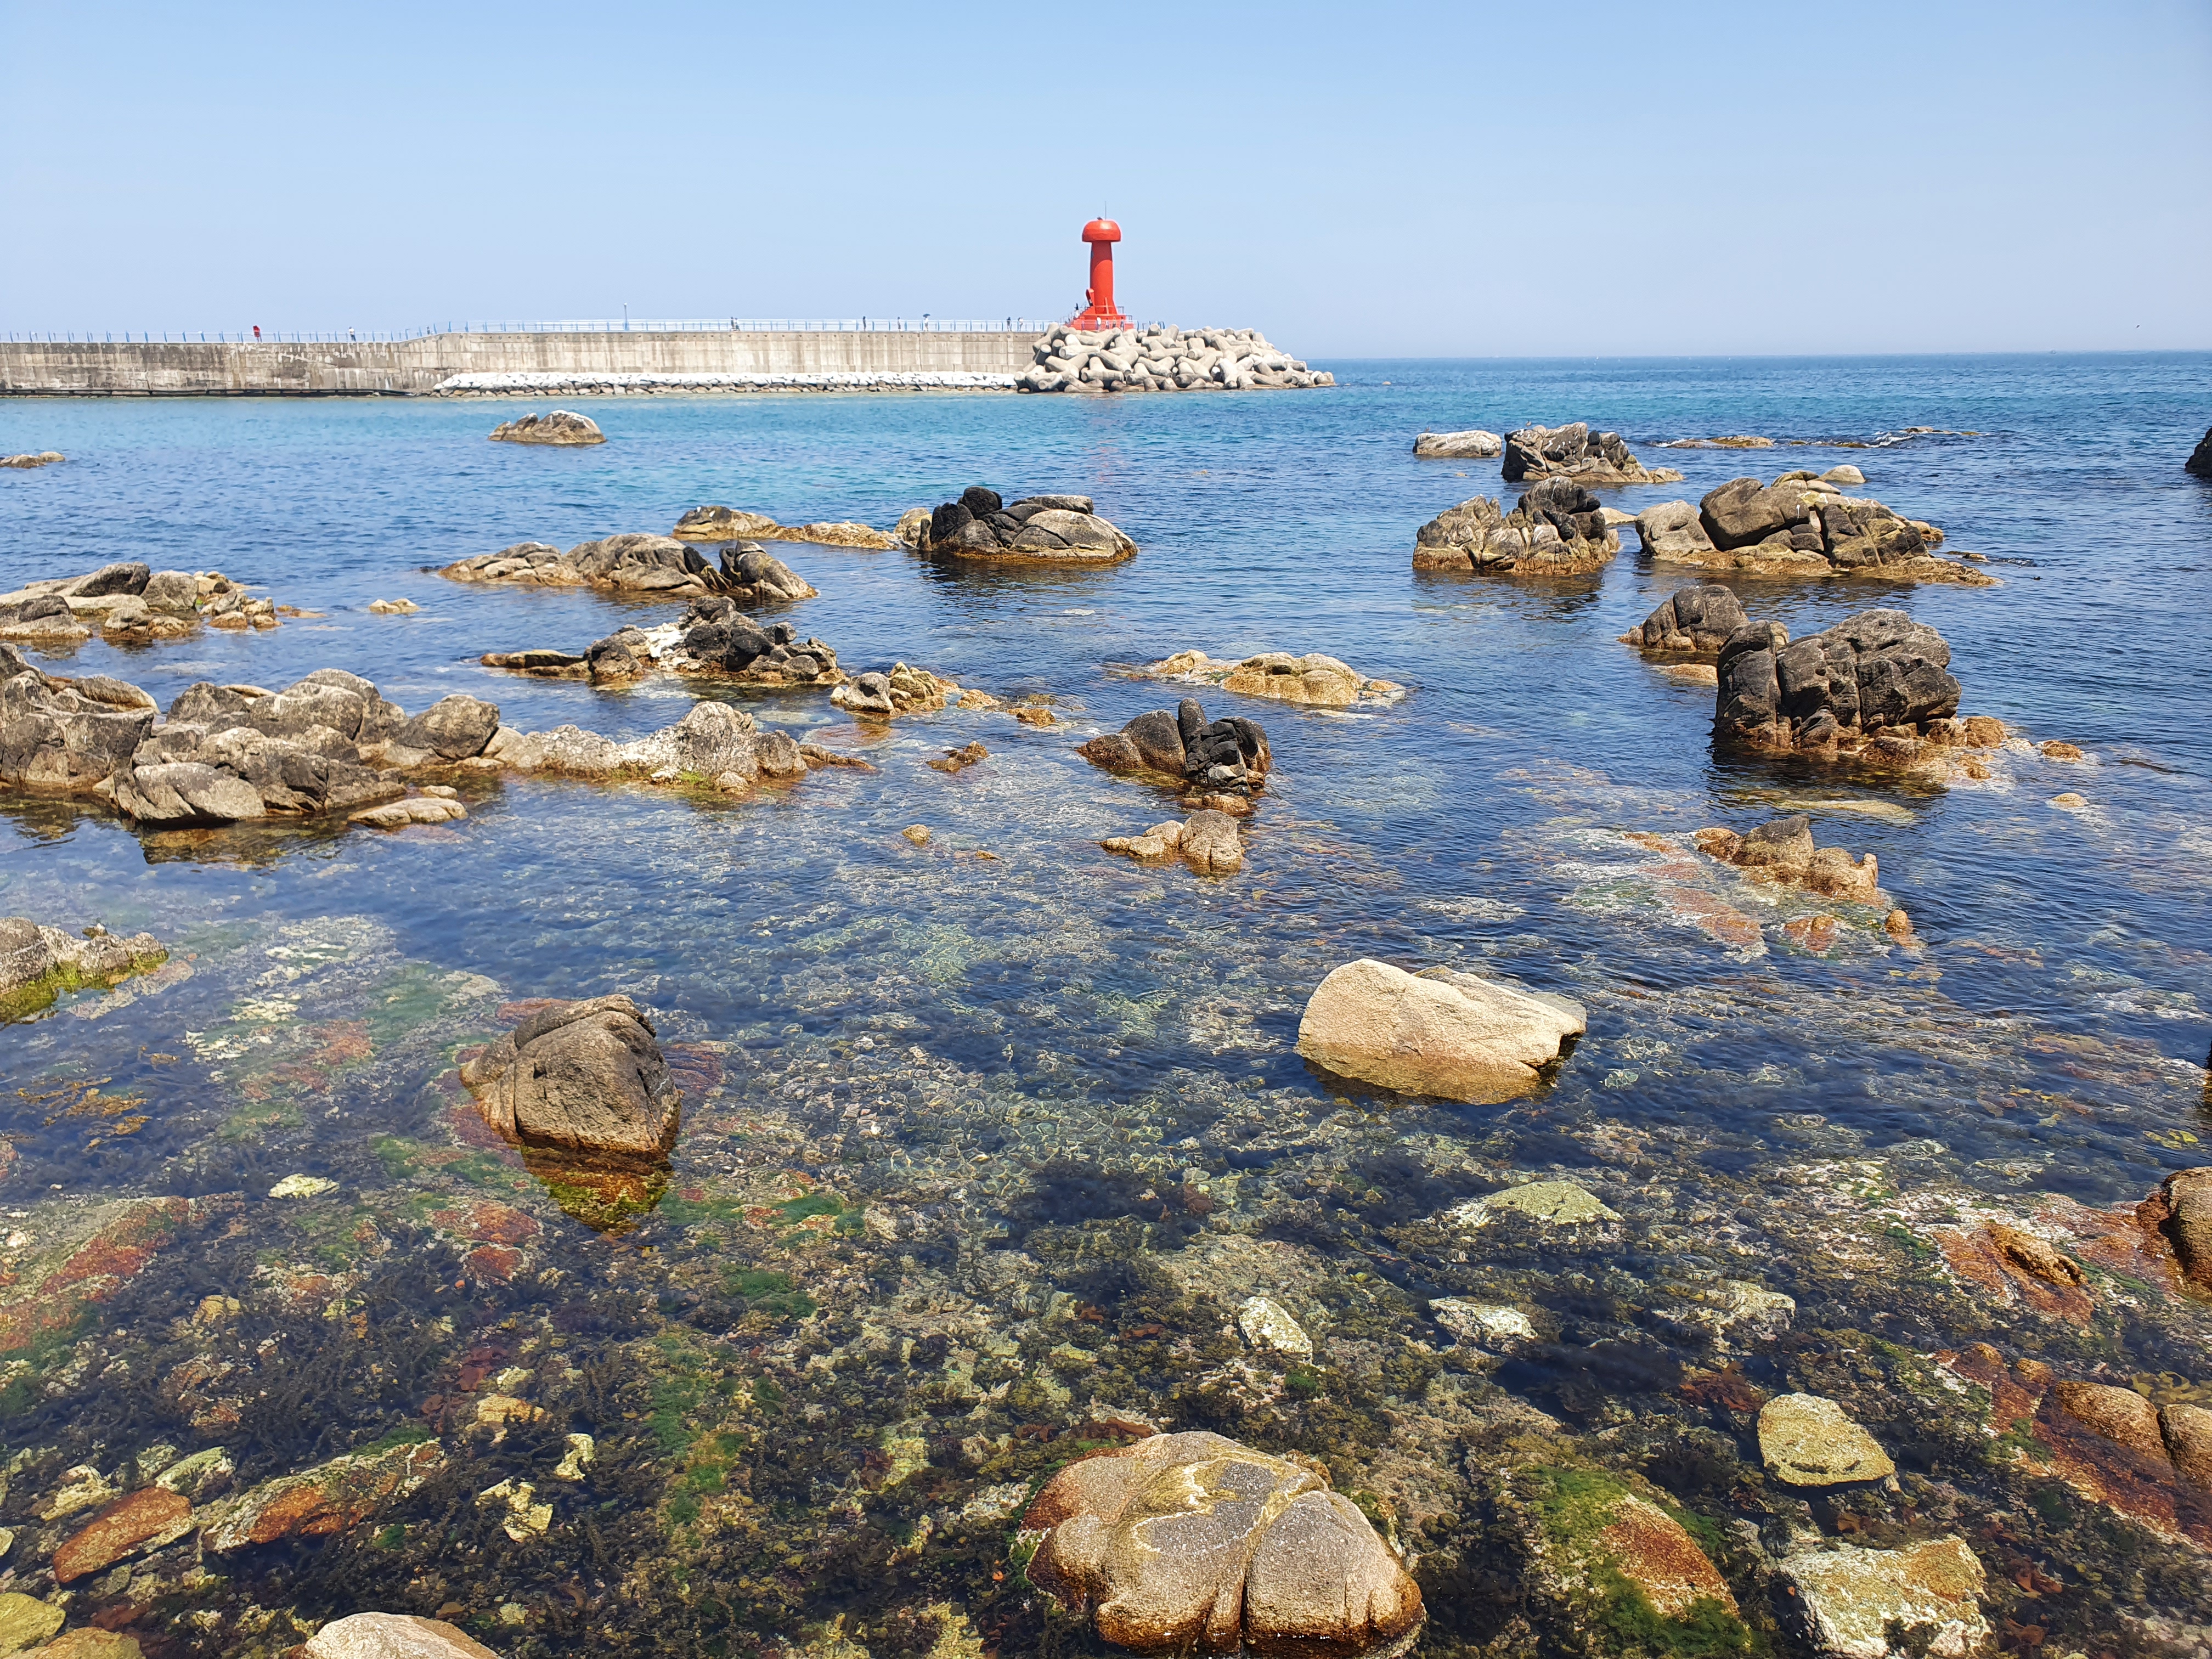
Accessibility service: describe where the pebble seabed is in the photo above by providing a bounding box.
[1,358,2211,1659]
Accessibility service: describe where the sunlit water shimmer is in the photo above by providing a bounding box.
[2,356,2210,1659]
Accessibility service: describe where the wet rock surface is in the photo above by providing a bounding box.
[1135,649,1406,708]
[1501,422,1683,487]
[1620,583,1748,656]
[1413,478,1625,575]
[0,916,166,1019]
[1715,608,1980,764]
[304,1613,503,1659]
[1021,1430,1421,1657]
[830,663,956,717]
[438,533,810,602]
[899,487,1137,563]
[487,410,605,446]
[462,995,681,1166]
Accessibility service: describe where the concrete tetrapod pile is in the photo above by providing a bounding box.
[1018,324,1331,392]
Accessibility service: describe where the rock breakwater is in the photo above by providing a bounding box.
[1017,324,1331,393]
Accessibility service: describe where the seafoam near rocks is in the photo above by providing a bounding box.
[1018,324,1331,393]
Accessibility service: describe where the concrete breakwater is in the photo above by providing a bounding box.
[0,330,1037,396]
[437,370,1015,396]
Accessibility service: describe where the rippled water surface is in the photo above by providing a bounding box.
[2,356,2210,1658]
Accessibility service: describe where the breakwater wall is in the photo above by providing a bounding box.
[0,331,1040,396]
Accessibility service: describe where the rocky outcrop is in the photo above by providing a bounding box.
[830,663,957,718]
[1413,429,1502,458]
[488,409,605,445]
[306,1613,502,1659]
[484,594,840,690]
[2188,428,2212,478]
[1077,698,1270,794]
[1136,650,1406,708]
[1,918,166,1019]
[1413,478,1622,575]
[1502,423,1682,487]
[670,506,894,550]
[1018,324,1331,393]
[1692,816,1887,906]
[1,452,65,469]
[480,698,776,787]
[1620,584,1747,656]
[461,995,680,1165]
[1715,608,1969,761]
[1634,471,1993,585]
[1655,435,1774,449]
[1102,808,1245,873]
[1020,1430,1421,1659]
[0,648,161,792]
[2,565,281,642]
[439,535,815,602]
[1296,958,1586,1103]
[900,486,1137,564]
[2142,1166,2212,1289]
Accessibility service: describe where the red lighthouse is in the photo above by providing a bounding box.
[1068,218,1131,330]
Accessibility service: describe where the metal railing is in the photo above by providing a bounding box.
[4,318,1061,345]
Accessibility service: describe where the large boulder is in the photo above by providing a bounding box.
[1501,422,1681,487]
[1716,609,1962,757]
[1679,472,1991,585]
[1079,698,1269,792]
[306,1613,502,1659]
[461,995,681,1165]
[1022,1430,1422,1659]
[1295,958,1587,1103]
[1413,478,1621,575]
[398,695,503,760]
[1620,584,1747,655]
[2187,427,2212,478]
[488,409,605,445]
[904,489,1137,562]
[1413,428,1503,458]
[716,543,817,605]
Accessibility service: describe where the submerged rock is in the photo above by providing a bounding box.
[488,409,604,445]
[0,1593,63,1651]
[1413,428,1503,458]
[1692,816,1887,906]
[1501,422,1682,487]
[304,1614,503,1659]
[1022,1430,1422,1659]
[462,995,680,1165]
[1296,958,1587,1103]
[1413,478,1623,575]
[1102,809,1246,874]
[1780,1537,1988,1658]
[1136,650,1406,708]
[1079,698,1271,793]
[0,917,166,1019]
[1758,1393,1896,1486]
[2142,1166,2212,1288]
[1451,1180,1617,1228]
[899,488,1137,563]
[201,1440,443,1551]
[52,1486,192,1583]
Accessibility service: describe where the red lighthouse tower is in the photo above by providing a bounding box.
[1068,218,1131,330]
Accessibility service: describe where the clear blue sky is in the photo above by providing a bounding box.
[5,0,2208,355]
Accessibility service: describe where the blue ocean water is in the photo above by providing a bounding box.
[4,356,2210,1203]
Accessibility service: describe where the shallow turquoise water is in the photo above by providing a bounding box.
[3,356,2211,1653]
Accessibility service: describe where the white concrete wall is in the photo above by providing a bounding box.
[0,331,1040,396]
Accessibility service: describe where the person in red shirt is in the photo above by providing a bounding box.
[252,325,261,341]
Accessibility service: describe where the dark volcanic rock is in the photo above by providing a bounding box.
[1078,697,1270,792]
[1621,584,1747,655]
[2187,427,2212,478]
[906,489,1137,563]
[1716,608,1962,759]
